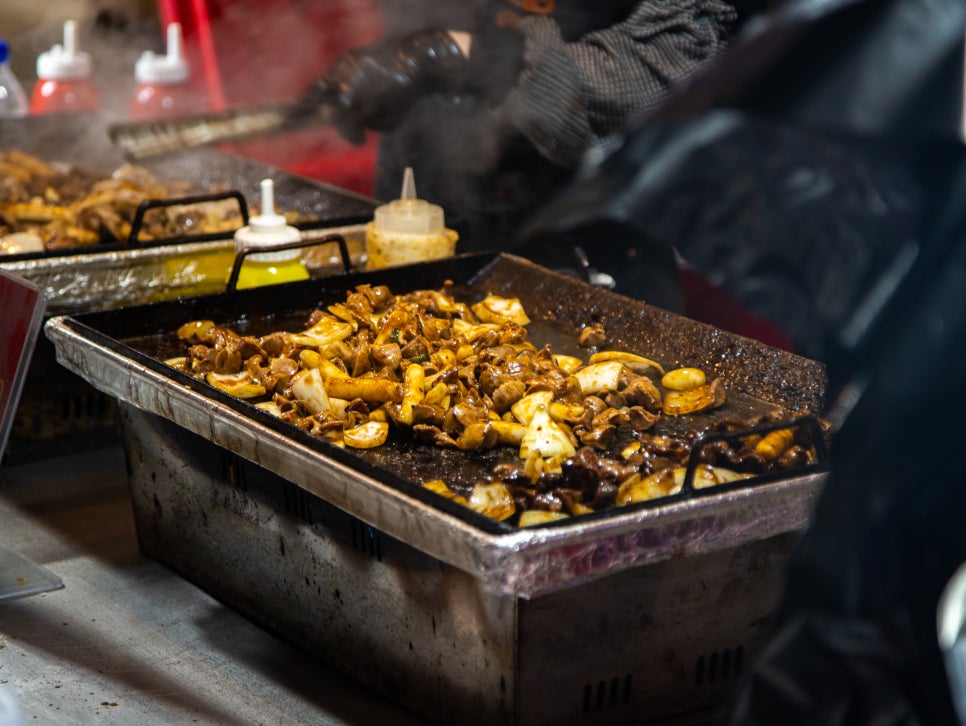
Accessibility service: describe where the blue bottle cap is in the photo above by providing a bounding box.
[0,41,9,65]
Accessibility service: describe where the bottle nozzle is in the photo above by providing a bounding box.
[134,22,189,85]
[166,23,183,63]
[234,178,301,250]
[367,165,457,268]
[373,166,446,236]
[249,178,292,231]
[400,166,417,201]
[37,19,92,81]
[63,20,76,56]
[259,178,278,219]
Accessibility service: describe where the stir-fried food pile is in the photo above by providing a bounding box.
[0,149,246,254]
[167,283,823,526]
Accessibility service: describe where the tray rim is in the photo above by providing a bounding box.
[43,253,829,597]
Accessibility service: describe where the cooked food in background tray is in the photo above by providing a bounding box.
[0,149,308,254]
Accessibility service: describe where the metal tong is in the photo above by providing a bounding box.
[107,99,336,161]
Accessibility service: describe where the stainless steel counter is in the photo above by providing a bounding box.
[0,445,420,725]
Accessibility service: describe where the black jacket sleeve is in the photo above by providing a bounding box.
[501,0,738,165]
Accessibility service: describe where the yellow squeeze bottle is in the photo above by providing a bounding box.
[366,167,458,269]
[234,178,309,289]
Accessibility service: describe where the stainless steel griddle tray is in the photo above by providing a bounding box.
[44,253,828,599]
[0,114,377,315]
[1,222,368,315]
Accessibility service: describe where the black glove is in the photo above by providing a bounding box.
[302,28,469,144]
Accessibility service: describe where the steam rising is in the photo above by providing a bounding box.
[0,3,496,214]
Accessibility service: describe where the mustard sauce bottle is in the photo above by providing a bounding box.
[234,179,309,289]
[365,167,458,269]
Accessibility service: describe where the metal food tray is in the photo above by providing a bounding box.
[0,118,377,316]
[44,250,828,594]
[45,252,829,724]
[0,220,369,315]
[1,114,375,461]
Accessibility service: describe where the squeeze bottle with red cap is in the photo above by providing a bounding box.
[234,179,309,289]
[130,23,198,120]
[30,20,100,114]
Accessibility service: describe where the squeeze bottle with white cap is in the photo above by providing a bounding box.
[30,20,100,114]
[365,167,459,269]
[234,178,309,289]
[130,23,199,120]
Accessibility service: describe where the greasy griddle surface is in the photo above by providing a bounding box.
[112,253,826,492]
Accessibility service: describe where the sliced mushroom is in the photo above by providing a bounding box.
[511,389,554,425]
[287,315,355,351]
[324,375,399,404]
[661,367,706,391]
[451,317,502,343]
[552,354,583,374]
[457,421,498,451]
[616,464,750,504]
[754,428,795,461]
[397,362,425,425]
[662,377,726,415]
[423,479,468,506]
[520,403,576,461]
[343,420,389,449]
[588,350,665,376]
[467,482,515,521]
[470,293,531,326]
[518,510,570,527]
[254,401,283,417]
[205,370,266,398]
[573,360,626,396]
[490,419,527,446]
[290,368,331,415]
[177,319,217,344]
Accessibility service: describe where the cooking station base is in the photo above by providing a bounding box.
[0,445,420,725]
[121,403,799,725]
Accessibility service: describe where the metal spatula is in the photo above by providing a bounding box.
[108,100,336,160]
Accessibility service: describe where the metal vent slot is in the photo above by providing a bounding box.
[221,452,247,491]
[349,518,383,561]
[61,389,112,423]
[581,674,633,713]
[282,483,314,525]
[695,646,744,686]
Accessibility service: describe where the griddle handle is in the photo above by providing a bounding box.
[127,190,251,246]
[681,414,830,493]
[225,233,351,294]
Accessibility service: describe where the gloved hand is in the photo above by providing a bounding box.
[301,28,469,145]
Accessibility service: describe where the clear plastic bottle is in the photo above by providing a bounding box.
[234,179,309,289]
[130,23,200,120]
[30,20,100,115]
[0,40,28,118]
[365,167,458,269]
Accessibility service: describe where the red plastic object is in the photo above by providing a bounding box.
[30,20,101,115]
[679,267,797,353]
[129,82,203,121]
[155,0,383,195]
[30,79,100,114]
